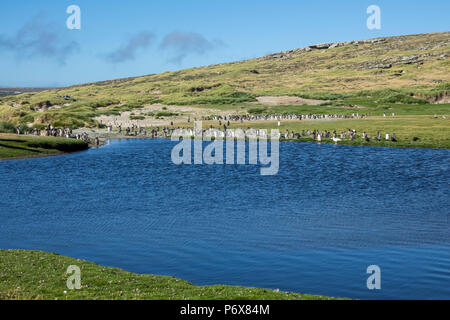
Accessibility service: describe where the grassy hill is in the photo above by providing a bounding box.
[0,250,336,300]
[0,31,449,148]
[0,87,52,98]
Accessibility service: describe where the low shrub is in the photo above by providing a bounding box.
[248,107,267,114]
[0,121,16,133]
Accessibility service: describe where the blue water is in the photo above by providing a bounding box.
[0,139,449,299]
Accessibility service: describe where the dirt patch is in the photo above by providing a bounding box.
[431,92,450,104]
[415,92,450,104]
[255,96,327,106]
[94,104,232,127]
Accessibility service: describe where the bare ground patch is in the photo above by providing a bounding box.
[255,96,327,106]
[94,104,233,127]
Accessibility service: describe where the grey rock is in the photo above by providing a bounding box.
[309,43,333,50]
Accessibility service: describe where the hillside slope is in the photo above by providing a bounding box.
[0,32,449,129]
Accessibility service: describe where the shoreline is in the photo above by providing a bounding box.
[0,249,339,300]
[0,151,65,161]
[0,133,89,161]
[88,131,450,150]
[2,124,449,162]
[1,135,448,162]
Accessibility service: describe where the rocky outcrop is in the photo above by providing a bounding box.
[398,55,424,65]
[309,43,334,50]
[263,38,388,60]
[357,51,448,70]
[367,63,393,69]
[31,100,53,111]
[262,33,449,64]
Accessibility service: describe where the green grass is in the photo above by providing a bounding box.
[0,32,448,148]
[176,114,450,149]
[145,111,180,118]
[0,32,448,129]
[0,250,337,300]
[130,115,146,120]
[0,121,15,133]
[0,134,88,159]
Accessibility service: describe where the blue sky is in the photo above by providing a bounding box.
[0,0,448,87]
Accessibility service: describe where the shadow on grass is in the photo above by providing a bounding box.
[0,143,42,153]
[0,138,26,143]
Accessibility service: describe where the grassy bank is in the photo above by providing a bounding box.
[171,114,450,149]
[0,250,336,300]
[0,134,89,160]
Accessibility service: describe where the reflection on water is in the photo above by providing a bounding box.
[0,139,449,299]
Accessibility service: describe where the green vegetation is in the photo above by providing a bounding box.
[152,111,180,118]
[0,250,337,300]
[248,107,268,114]
[0,32,448,148]
[0,134,88,159]
[164,84,256,106]
[130,115,146,120]
[0,121,15,133]
[249,100,450,116]
[174,111,450,149]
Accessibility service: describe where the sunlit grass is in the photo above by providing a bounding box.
[0,134,88,159]
[0,250,338,300]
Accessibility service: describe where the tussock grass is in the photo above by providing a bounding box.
[0,121,15,133]
[0,134,88,159]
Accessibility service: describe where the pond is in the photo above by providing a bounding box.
[0,139,449,299]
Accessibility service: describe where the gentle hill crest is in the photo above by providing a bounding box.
[0,31,449,129]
